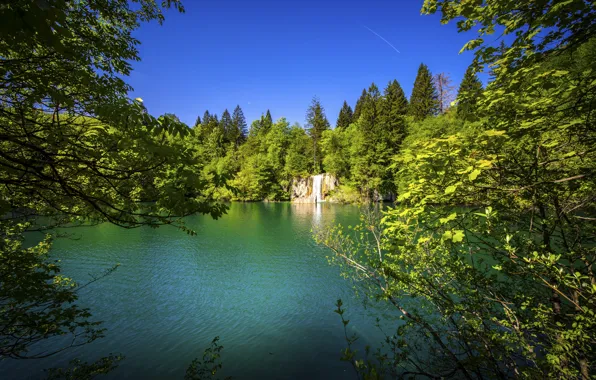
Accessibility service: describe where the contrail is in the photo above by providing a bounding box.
[363,25,400,54]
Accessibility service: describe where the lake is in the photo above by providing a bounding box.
[2,202,389,379]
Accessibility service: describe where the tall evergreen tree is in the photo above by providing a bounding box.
[263,110,273,131]
[351,83,388,198]
[220,109,233,143]
[202,110,212,125]
[456,64,484,121]
[359,83,381,135]
[352,89,367,122]
[231,105,247,146]
[206,113,219,135]
[383,80,408,117]
[194,115,201,127]
[305,97,330,173]
[409,63,439,120]
[336,101,353,129]
[380,80,408,145]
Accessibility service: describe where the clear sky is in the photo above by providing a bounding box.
[128,0,483,128]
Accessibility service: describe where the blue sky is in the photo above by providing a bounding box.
[129,0,485,127]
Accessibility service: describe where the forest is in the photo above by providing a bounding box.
[189,61,482,203]
[1,0,595,379]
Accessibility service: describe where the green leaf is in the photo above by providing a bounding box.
[469,169,481,181]
[439,212,457,224]
[452,230,465,243]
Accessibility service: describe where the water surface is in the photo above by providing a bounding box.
[3,203,387,379]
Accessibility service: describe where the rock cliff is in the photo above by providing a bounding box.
[291,173,338,203]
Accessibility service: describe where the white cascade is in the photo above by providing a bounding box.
[312,174,323,203]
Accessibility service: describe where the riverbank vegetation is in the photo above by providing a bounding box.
[1,0,594,379]
[317,0,596,378]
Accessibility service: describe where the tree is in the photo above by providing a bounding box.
[336,101,353,129]
[263,110,273,131]
[0,0,225,368]
[285,124,313,178]
[194,115,202,127]
[456,65,483,121]
[348,83,385,198]
[318,1,596,378]
[305,97,330,174]
[220,109,233,144]
[409,63,439,120]
[384,79,408,116]
[433,72,455,114]
[379,79,408,169]
[231,105,248,146]
[203,110,212,125]
[352,89,367,122]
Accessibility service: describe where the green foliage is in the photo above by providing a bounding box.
[456,65,483,121]
[321,128,351,179]
[0,0,226,371]
[232,118,292,201]
[409,63,439,120]
[285,124,313,178]
[305,97,330,174]
[317,1,596,378]
[185,337,231,380]
[353,89,367,122]
[336,101,354,129]
[0,223,110,359]
[231,105,248,146]
[45,355,124,380]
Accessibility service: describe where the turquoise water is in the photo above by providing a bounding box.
[2,203,389,379]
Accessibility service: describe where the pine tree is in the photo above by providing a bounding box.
[220,109,233,143]
[263,110,273,131]
[336,101,353,129]
[359,83,381,137]
[456,64,484,121]
[409,63,439,121]
[380,80,408,142]
[231,105,247,146]
[194,115,201,127]
[433,72,455,114]
[198,110,213,140]
[305,97,330,173]
[202,110,211,125]
[206,113,219,135]
[352,88,367,122]
[349,82,387,198]
[383,80,408,117]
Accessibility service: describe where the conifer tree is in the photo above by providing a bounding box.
[206,113,219,135]
[383,80,408,117]
[194,115,201,127]
[336,101,353,129]
[202,110,211,125]
[352,89,367,122]
[231,105,247,146]
[456,64,484,121]
[409,63,439,120]
[305,97,330,173]
[220,109,233,143]
[359,83,381,135]
[263,110,273,131]
[380,80,408,143]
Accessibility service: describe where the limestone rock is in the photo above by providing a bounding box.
[291,173,338,203]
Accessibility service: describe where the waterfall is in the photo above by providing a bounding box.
[312,174,323,203]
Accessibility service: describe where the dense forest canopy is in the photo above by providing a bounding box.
[1,0,595,379]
